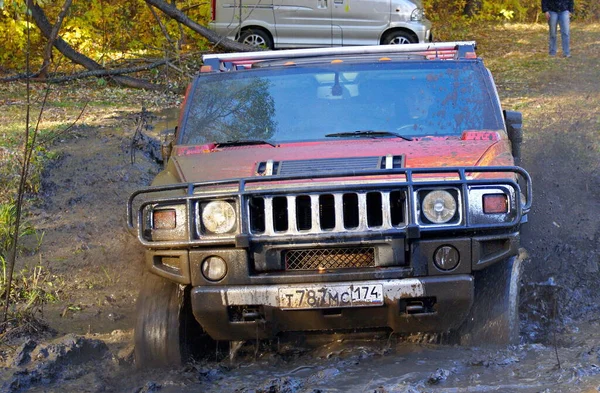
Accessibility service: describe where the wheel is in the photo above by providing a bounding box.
[383,31,416,45]
[239,28,273,49]
[134,273,209,368]
[457,253,524,346]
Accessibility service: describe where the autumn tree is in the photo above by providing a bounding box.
[1,0,254,88]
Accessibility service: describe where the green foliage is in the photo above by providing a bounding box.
[2,0,600,72]
[0,201,58,319]
[500,9,515,20]
[0,143,57,205]
[0,201,35,256]
[0,0,214,71]
[576,0,600,20]
[480,0,533,22]
[426,0,600,24]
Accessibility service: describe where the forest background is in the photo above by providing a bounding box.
[1,0,600,75]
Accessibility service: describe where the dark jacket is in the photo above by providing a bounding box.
[541,0,574,13]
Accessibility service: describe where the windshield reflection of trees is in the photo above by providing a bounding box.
[183,78,276,145]
[181,65,501,145]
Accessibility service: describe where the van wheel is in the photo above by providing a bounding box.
[457,254,523,346]
[239,29,273,49]
[134,273,209,368]
[383,31,416,45]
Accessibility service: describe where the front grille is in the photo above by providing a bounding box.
[248,190,407,236]
[285,247,375,270]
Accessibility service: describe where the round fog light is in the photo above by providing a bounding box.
[434,245,460,271]
[201,256,228,281]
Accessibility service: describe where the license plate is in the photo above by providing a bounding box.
[279,284,384,309]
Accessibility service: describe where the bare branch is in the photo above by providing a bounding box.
[147,2,177,52]
[143,0,258,52]
[26,0,164,90]
[39,0,72,78]
[42,59,170,83]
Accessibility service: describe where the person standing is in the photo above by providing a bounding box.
[542,0,574,57]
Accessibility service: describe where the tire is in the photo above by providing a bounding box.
[239,28,273,49]
[457,253,524,346]
[134,273,208,368]
[382,31,417,45]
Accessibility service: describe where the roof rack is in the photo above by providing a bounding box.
[201,41,477,72]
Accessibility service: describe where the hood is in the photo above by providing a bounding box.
[170,132,513,183]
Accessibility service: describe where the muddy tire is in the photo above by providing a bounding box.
[458,253,524,346]
[134,273,206,368]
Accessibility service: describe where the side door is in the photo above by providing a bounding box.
[274,0,333,47]
[210,0,275,41]
[332,0,391,45]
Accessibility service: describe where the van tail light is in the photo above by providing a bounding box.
[483,194,508,214]
[211,0,216,20]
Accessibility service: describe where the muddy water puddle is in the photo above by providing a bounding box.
[141,323,600,393]
[4,310,599,393]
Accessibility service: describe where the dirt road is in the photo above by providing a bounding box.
[1,24,599,392]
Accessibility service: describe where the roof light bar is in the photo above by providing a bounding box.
[202,41,477,70]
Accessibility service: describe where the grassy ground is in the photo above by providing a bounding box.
[0,80,179,331]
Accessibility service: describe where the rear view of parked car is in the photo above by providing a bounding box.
[208,0,432,49]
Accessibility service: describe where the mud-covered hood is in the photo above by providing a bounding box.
[170,133,513,183]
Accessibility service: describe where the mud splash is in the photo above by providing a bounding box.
[119,327,600,393]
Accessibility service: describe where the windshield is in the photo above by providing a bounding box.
[180,61,503,145]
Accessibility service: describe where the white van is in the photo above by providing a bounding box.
[208,0,432,49]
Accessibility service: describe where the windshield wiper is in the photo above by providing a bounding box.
[215,139,276,147]
[325,130,413,141]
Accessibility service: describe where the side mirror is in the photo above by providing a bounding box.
[504,110,523,166]
[160,127,176,164]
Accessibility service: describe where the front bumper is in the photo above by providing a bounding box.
[191,275,473,341]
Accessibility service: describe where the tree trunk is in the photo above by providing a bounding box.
[39,0,72,78]
[26,0,162,90]
[144,0,257,52]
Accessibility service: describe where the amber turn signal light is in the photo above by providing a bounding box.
[153,209,177,229]
[483,194,508,214]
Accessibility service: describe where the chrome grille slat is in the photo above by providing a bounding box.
[310,194,320,232]
[334,193,345,232]
[264,197,275,235]
[249,190,407,236]
[381,191,392,228]
[357,193,368,231]
[286,195,298,235]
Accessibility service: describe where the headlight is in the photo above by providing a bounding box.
[201,200,236,234]
[421,190,457,224]
[411,8,424,21]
